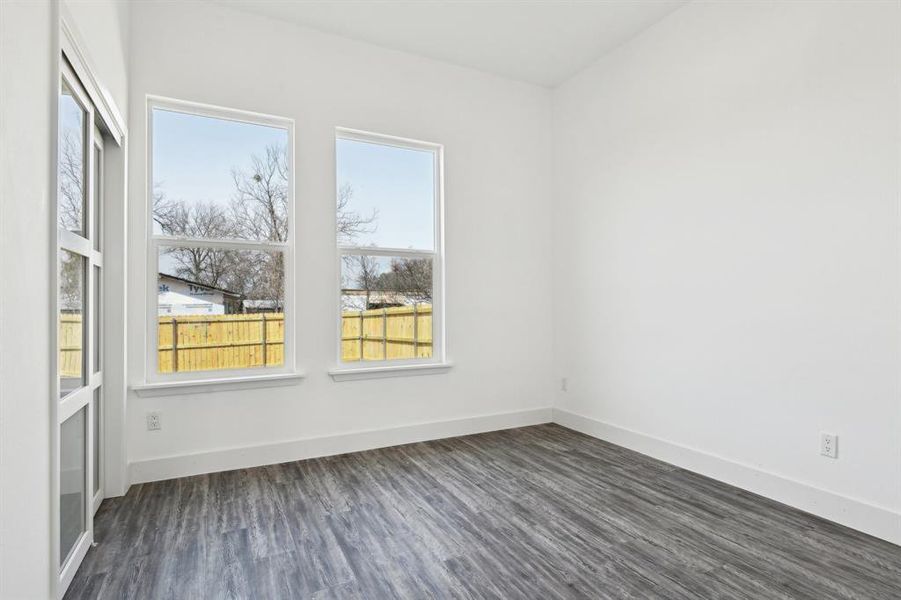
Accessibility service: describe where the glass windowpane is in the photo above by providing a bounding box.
[340,255,433,362]
[336,138,435,250]
[93,389,101,496]
[60,408,86,566]
[59,250,85,398]
[151,108,290,242]
[93,145,102,250]
[157,247,285,373]
[93,266,101,374]
[59,82,86,235]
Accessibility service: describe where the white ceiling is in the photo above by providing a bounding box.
[213,1,687,87]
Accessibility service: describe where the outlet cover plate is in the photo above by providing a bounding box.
[820,432,837,458]
[147,412,162,431]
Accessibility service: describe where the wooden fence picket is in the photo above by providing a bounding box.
[58,304,432,375]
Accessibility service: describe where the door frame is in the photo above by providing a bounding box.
[54,10,127,598]
[56,55,103,597]
[91,124,105,516]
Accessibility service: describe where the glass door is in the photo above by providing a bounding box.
[57,59,104,594]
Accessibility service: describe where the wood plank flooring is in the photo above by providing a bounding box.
[65,424,901,599]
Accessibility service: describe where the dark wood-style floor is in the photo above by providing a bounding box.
[66,424,901,599]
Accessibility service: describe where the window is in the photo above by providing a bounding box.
[335,129,444,368]
[148,99,293,379]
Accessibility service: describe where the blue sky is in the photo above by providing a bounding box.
[336,138,434,250]
[152,108,435,250]
[152,108,287,221]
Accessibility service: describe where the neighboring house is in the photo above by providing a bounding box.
[340,289,428,312]
[243,299,282,313]
[158,273,242,316]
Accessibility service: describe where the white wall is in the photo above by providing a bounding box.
[62,0,129,113]
[2,4,898,594]
[0,2,55,597]
[126,1,555,476]
[553,0,901,542]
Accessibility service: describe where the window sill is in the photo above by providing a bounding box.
[131,372,305,398]
[329,362,453,382]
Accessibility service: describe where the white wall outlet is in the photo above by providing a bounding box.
[820,432,837,458]
[147,411,162,431]
[561,377,568,392]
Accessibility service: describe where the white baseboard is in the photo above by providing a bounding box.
[127,405,900,546]
[553,408,901,546]
[129,407,553,485]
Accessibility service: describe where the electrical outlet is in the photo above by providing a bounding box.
[147,411,162,431]
[561,377,568,392]
[820,432,837,458]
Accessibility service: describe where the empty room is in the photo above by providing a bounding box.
[1,0,900,598]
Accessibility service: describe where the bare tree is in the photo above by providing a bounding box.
[378,258,432,303]
[59,250,83,313]
[337,183,378,245]
[230,144,288,242]
[165,200,234,239]
[228,249,284,312]
[151,142,379,313]
[166,246,236,290]
[152,186,181,233]
[58,130,84,232]
[154,195,238,289]
[342,254,381,310]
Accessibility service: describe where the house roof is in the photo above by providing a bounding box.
[158,290,218,307]
[159,272,241,298]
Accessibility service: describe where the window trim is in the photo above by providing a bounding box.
[132,371,306,398]
[332,128,447,376]
[144,96,296,384]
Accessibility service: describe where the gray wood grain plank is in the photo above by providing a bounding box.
[65,424,901,600]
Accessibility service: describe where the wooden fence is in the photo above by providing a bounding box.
[59,305,432,375]
[158,313,284,373]
[60,314,83,377]
[341,304,432,361]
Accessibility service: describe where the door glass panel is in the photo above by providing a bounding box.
[93,266,101,373]
[59,82,86,235]
[60,407,86,566]
[59,250,85,398]
[93,145,102,250]
[93,389,101,496]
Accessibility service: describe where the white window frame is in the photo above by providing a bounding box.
[331,128,448,379]
[144,96,296,385]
